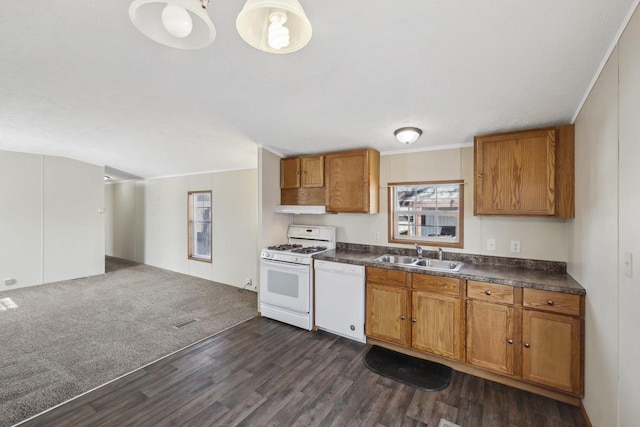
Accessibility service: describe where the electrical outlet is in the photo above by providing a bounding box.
[510,240,521,253]
[4,278,15,286]
[486,238,496,251]
[373,231,381,242]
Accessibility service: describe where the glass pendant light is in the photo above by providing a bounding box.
[236,0,312,54]
[129,0,216,49]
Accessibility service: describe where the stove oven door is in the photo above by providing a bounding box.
[260,259,311,314]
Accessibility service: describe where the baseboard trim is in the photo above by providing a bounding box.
[580,401,593,427]
[367,338,582,406]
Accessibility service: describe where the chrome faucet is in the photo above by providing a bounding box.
[415,244,423,257]
[438,248,444,261]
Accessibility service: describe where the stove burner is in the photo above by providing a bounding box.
[291,246,328,254]
[267,244,302,251]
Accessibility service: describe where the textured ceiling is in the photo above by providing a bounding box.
[0,1,636,179]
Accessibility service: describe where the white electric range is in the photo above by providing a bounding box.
[259,224,336,330]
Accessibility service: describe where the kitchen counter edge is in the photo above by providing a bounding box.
[313,249,585,296]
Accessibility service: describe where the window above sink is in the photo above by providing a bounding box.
[388,180,464,249]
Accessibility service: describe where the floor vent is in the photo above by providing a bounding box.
[173,318,199,329]
[438,419,461,427]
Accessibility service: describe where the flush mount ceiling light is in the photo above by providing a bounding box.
[129,0,216,49]
[394,127,423,144]
[236,0,312,54]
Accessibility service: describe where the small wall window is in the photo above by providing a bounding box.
[188,191,212,262]
[388,180,464,248]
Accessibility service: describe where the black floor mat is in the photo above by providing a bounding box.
[363,346,453,391]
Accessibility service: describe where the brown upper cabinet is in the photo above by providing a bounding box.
[474,125,574,218]
[325,148,380,213]
[280,155,324,189]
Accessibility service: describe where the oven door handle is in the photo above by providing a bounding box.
[261,259,310,270]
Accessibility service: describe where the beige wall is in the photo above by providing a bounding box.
[0,150,105,290]
[0,151,43,289]
[257,147,292,289]
[105,181,137,260]
[106,168,259,289]
[298,147,568,261]
[568,3,640,425]
[43,156,105,283]
[568,49,620,426]
[617,8,640,425]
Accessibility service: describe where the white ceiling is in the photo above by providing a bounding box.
[0,1,636,179]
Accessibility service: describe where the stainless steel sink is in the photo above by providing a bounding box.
[413,258,463,272]
[375,255,418,264]
[374,254,463,272]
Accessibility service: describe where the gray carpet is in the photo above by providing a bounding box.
[0,258,257,427]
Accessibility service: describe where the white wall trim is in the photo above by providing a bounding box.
[381,142,473,157]
[40,155,45,285]
[572,0,640,123]
[147,166,257,181]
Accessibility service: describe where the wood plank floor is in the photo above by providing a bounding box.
[19,317,587,427]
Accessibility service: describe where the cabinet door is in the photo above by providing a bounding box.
[466,301,518,375]
[522,310,581,394]
[412,290,463,360]
[366,283,410,346]
[325,150,369,212]
[281,157,301,189]
[300,155,324,188]
[475,129,556,215]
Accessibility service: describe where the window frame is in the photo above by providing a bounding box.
[387,180,464,249]
[188,190,212,263]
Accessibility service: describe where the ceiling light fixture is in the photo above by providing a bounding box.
[237,0,312,54]
[394,127,423,144]
[129,0,216,49]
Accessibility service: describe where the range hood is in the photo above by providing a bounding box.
[273,205,327,215]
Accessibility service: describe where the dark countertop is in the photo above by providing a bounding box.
[313,249,585,296]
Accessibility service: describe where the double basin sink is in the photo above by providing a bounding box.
[374,254,463,272]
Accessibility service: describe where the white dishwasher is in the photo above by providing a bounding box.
[314,260,366,343]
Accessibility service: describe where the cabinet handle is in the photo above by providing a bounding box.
[300,170,306,174]
[547,300,554,306]
[507,339,513,344]
[411,318,417,323]
[363,179,367,183]
[484,290,492,296]
[524,343,530,348]
[478,173,483,178]
[400,316,406,320]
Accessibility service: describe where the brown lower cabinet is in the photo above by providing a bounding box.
[522,309,582,393]
[365,268,585,404]
[366,282,410,346]
[365,267,464,361]
[466,300,518,376]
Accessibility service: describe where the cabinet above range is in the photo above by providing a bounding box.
[280,148,380,214]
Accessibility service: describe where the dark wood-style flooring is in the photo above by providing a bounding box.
[20,317,587,427]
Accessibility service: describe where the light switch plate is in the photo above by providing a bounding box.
[510,240,521,253]
[624,252,633,278]
[486,238,496,251]
[373,231,381,242]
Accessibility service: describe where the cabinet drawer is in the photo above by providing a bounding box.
[523,288,581,316]
[467,281,514,305]
[411,274,461,296]
[366,267,407,287]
